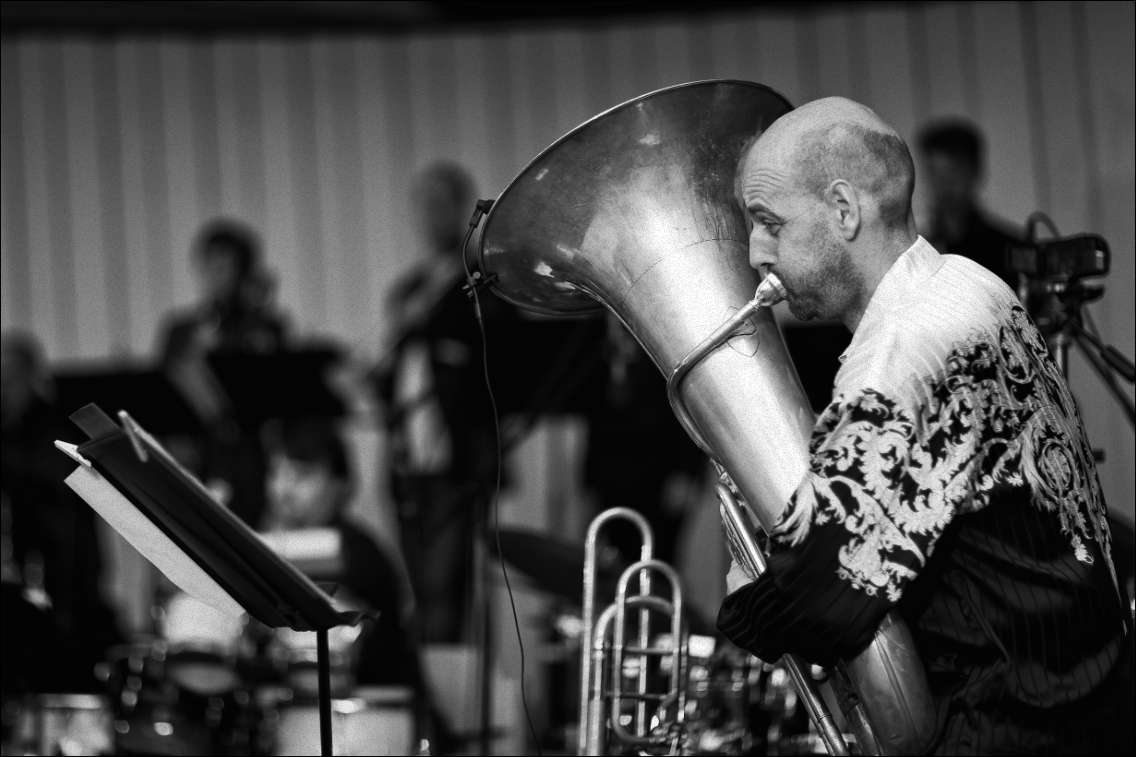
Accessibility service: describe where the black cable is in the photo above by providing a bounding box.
[1026,211,1061,244]
[461,210,542,755]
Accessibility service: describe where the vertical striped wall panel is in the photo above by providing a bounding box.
[2,1,1134,521]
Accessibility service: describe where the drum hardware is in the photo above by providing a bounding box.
[158,591,247,697]
[98,641,173,717]
[98,605,271,755]
[270,687,415,757]
[99,640,237,756]
[478,80,939,756]
[681,636,757,756]
[2,693,113,756]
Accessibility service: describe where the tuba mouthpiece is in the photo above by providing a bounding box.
[753,272,788,308]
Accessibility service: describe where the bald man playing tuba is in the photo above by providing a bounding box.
[718,98,1132,754]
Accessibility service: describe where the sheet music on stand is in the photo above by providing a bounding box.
[55,403,368,757]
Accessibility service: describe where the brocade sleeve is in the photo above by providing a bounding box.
[717,388,959,666]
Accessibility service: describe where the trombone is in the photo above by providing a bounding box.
[578,493,862,756]
[579,508,687,755]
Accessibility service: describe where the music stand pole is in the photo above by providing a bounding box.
[317,629,333,757]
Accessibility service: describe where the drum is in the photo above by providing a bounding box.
[99,641,215,756]
[98,641,171,716]
[272,687,415,756]
[5,694,113,756]
[271,624,363,699]
[682,638,757,755]
[159,592,247,696]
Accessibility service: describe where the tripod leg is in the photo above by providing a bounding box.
[1070,331,1136,427]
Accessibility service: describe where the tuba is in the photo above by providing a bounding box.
[476,81,936,755]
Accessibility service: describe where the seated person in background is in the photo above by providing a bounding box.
[159,220,286,526]
[262,417,417,686]
[918,119,1022,292]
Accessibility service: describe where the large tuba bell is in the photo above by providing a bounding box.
[477,81,936,755]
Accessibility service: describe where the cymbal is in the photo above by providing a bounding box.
[490,528,715,636]
[492,528,610,603]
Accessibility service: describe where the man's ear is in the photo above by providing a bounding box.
[825,180,861,240]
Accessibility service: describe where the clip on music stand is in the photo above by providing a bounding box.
[55,403,367,757]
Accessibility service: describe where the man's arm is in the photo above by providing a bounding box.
[717,388,955,667]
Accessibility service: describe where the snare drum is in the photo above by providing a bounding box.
[272,624,363,699]
[100,641,215,756]
[272,687,415,756]
[159,592,246,696]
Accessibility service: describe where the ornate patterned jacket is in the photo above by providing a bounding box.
[718,237,1130,754]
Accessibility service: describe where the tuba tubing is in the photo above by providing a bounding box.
[717,482,850,756]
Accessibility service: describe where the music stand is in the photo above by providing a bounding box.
[55,403,370,757]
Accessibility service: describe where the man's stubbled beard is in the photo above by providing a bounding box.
[780,226,862,322]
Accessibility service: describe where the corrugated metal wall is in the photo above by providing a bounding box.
[2,1,1134,523]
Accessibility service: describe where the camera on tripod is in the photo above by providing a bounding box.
[1005,233,1109,282]
[1005,217,1133,416]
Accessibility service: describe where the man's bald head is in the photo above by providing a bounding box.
[753,97,915,229]
[739,97,920,330]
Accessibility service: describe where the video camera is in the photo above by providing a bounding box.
[1006,233,1109,282]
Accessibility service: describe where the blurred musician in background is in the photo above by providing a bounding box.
[375,162,518,643]
[718,97,1131,753]
[918,119,1022,291]
[1,332,119,693]
[158,220,287,526]
[161,221,285,364]
[261,416,418,687]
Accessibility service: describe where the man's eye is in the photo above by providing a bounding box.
[761,221,780,236]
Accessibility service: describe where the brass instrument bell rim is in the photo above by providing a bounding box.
[476,78,794,317]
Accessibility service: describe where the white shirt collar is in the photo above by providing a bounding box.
[839,236,944,363]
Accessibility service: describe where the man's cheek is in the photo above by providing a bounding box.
[777,268,801,299]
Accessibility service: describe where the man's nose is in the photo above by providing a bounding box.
[748,230,777,270]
